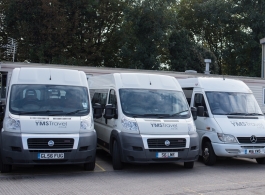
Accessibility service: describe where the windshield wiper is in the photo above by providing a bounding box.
[170,110,189,117]
[245,113,263,116]
[130,114,170,118]
[15,110,63,115]
[63,109,89,115]
[227,112,248,115]
[144,114,170,118]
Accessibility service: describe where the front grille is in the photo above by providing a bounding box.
[33,160,67,163]
[237,137,265,144]
[152,158,180,161]
[29,150,72,153]
[149,149,184,152]
[241,146,265,149]
[147,138,186,148]
[27,138,74,149]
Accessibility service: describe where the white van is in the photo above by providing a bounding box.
[0,68,97,173]
[89,73,199,170]
[178,77,265,165]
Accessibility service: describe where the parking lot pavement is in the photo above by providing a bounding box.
[0,148,261,176]
[1,149,265,195]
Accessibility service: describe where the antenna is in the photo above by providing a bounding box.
[6,38,17,62]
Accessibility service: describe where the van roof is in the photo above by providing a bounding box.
[11,68,88,86]
[89,73,182,90]
[177,77,251,93]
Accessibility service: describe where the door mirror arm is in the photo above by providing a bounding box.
[191,107,197,120]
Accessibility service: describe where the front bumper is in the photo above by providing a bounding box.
[119,132,199,163]
[212,142,265,158]
[0,131,97,165]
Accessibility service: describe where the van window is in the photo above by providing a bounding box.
[92,92,108,107]
[206,91,263,115]
[108,89,117,107]
[9,84,90,116]
[0,74,7,99]
[119,88,190,119]
[193,93,208,113]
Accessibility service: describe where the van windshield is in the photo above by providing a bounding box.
[9,84,90,116]
[206,91,263,115]
[119,89,190,119]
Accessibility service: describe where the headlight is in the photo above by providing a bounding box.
[121,117,139,131]
[4,116,21,131]
[217,133,237,143]
[188,123,197,135]
[80,116,93,131]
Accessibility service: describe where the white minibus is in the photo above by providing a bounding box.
[178,77,265,165]
[89,73,199,170]
[0,68,97,172]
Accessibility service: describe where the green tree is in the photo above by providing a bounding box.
[116,0,178,70]
[223,0,265,76]
[1,0,127,65]
[178,0,265,77]
[168,29,218,73]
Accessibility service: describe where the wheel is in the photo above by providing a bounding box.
[112,140,123,170]
[84,160,95,171]
[256,158,265,164]
[202,142,216,166]
[184,161,194,169]
[0,157,12,173]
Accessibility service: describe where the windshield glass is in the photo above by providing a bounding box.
[9,84,90,116]
[119,89,190,118]
[206,91,263,115]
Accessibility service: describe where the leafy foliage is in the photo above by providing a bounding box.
[0,0,264,77]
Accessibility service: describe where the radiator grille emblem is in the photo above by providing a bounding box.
[165,140,170,146]
[48,140,55,147]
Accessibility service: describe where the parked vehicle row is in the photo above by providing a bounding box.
[0,68,265,173]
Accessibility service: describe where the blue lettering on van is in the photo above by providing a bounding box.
[35,121,67,128]
[150,123,177,129]
[230,121,264,129]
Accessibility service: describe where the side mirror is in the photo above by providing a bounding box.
[93,104,102,119]
[0,101,5,121]
[197,106,204,117]
[191,107,197,120]
[104,104,116,119]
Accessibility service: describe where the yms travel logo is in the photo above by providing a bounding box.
[35,121,67,128]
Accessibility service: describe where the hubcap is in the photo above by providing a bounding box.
[203,147,209,161]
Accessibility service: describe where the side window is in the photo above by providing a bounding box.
[92,93,100,105]
[92,92,107,107]
[108,89,117,108]
[193,93,208,113]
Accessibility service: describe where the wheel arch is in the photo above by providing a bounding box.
[109,129,122,156]
[201,136,211,151]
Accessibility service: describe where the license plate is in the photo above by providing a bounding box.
[156,152,178,158]
[245,149,263,154]
[38,153,64,159]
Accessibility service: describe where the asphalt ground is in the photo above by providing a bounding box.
[0,149,265,195]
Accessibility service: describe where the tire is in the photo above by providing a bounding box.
[112,140,123,170]
[184,161,194,169]
[0,158,12,173]
[256,158,265,164]
[202,142,216,166]
[84,160,95,171]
